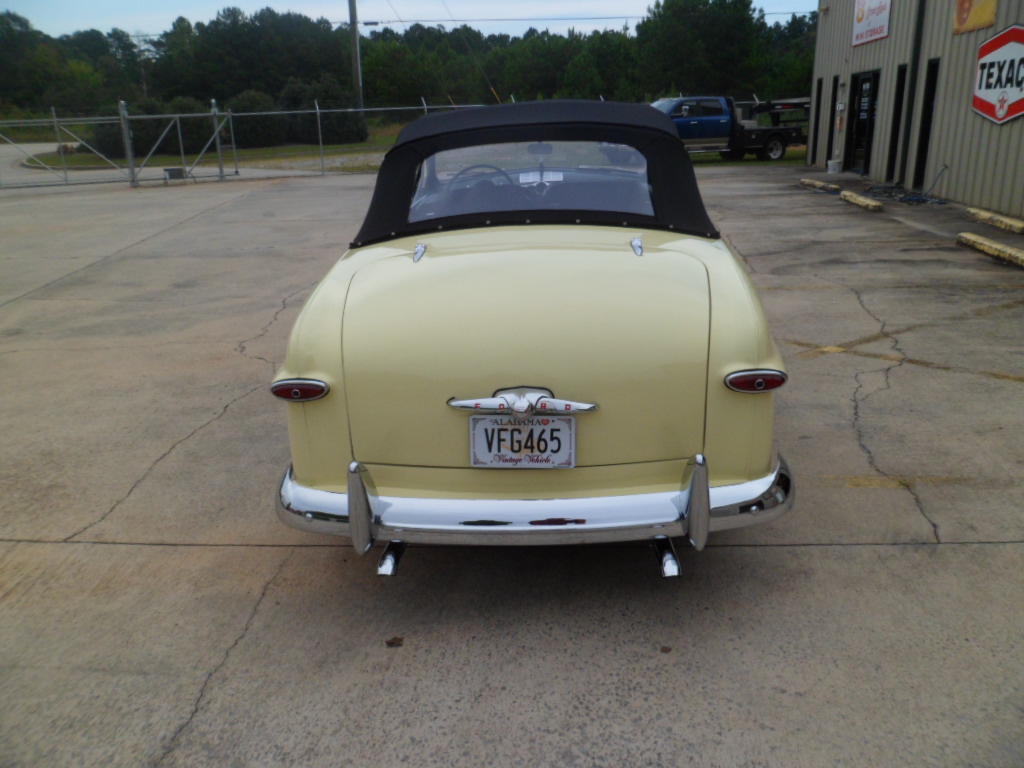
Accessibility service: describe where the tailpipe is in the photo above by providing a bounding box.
[653,536,680,578]
[377,541,406,576]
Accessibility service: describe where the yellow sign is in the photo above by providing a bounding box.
[955,0,998,34]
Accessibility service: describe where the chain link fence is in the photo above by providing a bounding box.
[0,100,473,191]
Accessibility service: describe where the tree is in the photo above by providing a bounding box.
[362,38,441,107]
[1,12,95,110]
[755,13,817,98]
[562,48,603,98]
[636,0,712,96]
[149,18,199,100]
[42,58,106,113]
[3,4,814,118]
[636,0,777,98]
[106,29,146,99]
[498,30,577,100]
[579,29,639,101]
[61,29,109,66]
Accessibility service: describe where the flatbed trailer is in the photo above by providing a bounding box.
[651,95,809,161]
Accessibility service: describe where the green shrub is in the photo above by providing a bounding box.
[165,97,211,156]
[88,98,213,160]
[278,75,368,145]
[227,90,288,148]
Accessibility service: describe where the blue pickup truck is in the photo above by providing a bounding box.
[651,95,807,161]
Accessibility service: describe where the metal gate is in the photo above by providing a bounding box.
[0,99,467,192]
[0,101,237,190]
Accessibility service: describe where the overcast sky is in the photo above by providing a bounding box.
[5,0,818,40]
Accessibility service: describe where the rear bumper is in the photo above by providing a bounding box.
[277,455,793,549]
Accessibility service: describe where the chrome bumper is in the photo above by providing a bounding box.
[277,454,793,550]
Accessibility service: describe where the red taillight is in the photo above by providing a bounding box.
[271,379,330,402]
[724,370,787,393]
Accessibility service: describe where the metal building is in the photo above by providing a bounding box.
[808,0,1023,217]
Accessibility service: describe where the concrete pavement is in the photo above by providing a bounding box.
[1,165,1022,767]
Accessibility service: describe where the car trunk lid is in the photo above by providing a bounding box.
[342,230,710,468]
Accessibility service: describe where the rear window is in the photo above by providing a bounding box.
[409,140,654,223]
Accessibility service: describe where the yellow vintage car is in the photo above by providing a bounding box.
[272,100,793,577]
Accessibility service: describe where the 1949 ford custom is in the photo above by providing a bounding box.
[272,100,793,577]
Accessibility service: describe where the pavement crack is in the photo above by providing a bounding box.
[845,284,942,543]
[235,284,313,368]
[63,384,265,541]
[153,551,291,767]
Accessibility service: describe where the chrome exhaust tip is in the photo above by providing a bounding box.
[653,536,680,578]
[377,541,406,576]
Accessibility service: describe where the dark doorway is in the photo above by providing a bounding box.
[885,65,907,182]
[811,77,823,165]
[912,58,941,190]
[845,71,880,174]
[827,75,839,164]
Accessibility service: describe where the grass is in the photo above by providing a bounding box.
[21,122,403,173]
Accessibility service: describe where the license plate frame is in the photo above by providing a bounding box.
[469,415,575,468]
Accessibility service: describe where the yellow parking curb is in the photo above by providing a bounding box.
[966,208,1024,235]
[957,232,1024,268]
[800,178,841,193]
[839,190,883,211]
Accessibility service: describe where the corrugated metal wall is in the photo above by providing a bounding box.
[810,0,1023,217]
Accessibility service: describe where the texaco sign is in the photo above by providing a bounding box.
[974,25,1024,124]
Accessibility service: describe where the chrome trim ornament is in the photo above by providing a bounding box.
[413,243,427,263]
[630,237,643,256]
[448,387,598,416]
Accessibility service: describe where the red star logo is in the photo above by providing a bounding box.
[997,92,1009,117]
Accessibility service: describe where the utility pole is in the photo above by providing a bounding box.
[348,0,364,111]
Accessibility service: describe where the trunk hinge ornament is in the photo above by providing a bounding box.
[448,387,598,416]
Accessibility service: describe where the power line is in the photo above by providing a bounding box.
[362,15,639,25]
[121,14,641,39]
[122,10,812,40]
[358,10,810,25]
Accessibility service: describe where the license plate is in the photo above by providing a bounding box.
[470,415,575,468]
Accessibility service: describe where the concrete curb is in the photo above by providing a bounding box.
[799,178,841,193]
[839,190,883,211]
[966,208,1024,235]
[957,232,1024,268]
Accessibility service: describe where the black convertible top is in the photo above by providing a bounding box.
[395,99,682,144]
[351,100,719,247]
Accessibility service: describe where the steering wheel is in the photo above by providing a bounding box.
[448,164,516,187]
